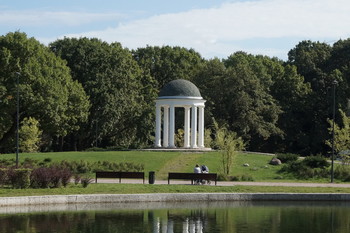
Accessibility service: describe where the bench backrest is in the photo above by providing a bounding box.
[96,171,145,183]
[119,172,144,179]
[168,172,217,180]
[96,171,119,178]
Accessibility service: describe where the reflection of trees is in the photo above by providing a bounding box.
[1,203,350,233]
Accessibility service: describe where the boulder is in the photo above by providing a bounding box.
[269,158,282,165]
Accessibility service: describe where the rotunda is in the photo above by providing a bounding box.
[154,79,206,148]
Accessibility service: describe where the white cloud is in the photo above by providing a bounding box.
[0,10,123,27]
[45,0,350,58]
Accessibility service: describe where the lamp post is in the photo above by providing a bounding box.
[331,80,338,183]
[15,72,20,168]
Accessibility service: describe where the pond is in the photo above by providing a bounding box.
[0,201,349,233]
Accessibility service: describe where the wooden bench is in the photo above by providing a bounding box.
[168,172,217,185]
[95,171,145,184]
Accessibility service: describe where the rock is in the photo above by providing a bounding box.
[243,163,250,167]
[269,158,282,165]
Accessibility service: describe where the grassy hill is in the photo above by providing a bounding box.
[0,150,338,182]
[1,150,287,181]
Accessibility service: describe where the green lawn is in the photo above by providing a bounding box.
[0,150,343,182]
[0,150,348,196]
[0,183,349,197]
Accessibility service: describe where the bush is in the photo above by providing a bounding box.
[276,153,299,163]
[217,173,229,181]
[303,155,330,169]
[279,158,330,179]
[81,176,93,188]
[74,174,81,185]
[31,166,72,188]
[31,167,53,188]
[335,165,350,181]
[0,168,8,186]
[22,158,39,167]
[241,174,254,181]
[228,174,254,181]
[0,159,15,167]
[7,168,31,189]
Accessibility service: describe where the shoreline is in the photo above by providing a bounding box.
[1,193,350,208]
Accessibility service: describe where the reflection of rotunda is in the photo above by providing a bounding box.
[154,79,206,148]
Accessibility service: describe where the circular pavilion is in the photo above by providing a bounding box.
[154,79,206,149]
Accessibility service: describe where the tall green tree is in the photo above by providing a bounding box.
[50,38,157,149]
[287,40,343,155]
[326,109,350,155]
[19,117,42,152]
[193,53,283,152]
[0,32,89,152]
[132,46,204,89]
[268,64,312,153]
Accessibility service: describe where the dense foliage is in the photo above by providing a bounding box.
[1,31,350,156]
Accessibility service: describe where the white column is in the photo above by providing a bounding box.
[163,105,169,147]
[184,106,191,148]
[169,105,176,148]
[191,105,198,148]
[155,104,162,147]
[198,106,204,148]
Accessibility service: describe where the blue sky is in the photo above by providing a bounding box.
[1,0,350,60]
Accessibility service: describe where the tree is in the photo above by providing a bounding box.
[194,53,283,152]
[269,64,312,153]
[287,40,344,155]
[50,38,157,149]
[0,32,89,152]
[326,109,350,155]
[132,46,203,89]
[19,117,42,152]
[211,120,245,176]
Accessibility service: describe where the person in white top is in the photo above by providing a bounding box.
[193,164,201,185]
[194,164,201,173]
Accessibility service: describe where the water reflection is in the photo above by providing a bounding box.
[0,201,349,233]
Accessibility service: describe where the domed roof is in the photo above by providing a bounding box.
[158,79,202,98]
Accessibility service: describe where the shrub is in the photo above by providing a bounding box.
[43,158,52,163]
[279,158,330,179]
[74,174,81,185]
[7,168,31,189]
[303,155,330,169]
[241,174,254,181]
[228,174,254,181]
[0,159,15,167]
[229,175,240,181]
[22,158,39,167]
[276,153,299,163]
[217,173,229,181]
[31,166,72,188]
[81,176,93,188]
[31,167,53,188]
[335,165,350,181]
[0,168,8,186]
[60,169,73,187]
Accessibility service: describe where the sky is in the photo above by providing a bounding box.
[1,0,350,60]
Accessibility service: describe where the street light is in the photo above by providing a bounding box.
[331,80,338,183]
[15,72,20,168]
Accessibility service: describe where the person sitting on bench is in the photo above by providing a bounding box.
[194,164,201,185]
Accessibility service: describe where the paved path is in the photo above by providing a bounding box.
[96,179,350,188]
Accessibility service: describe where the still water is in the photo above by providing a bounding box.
[0,201,349,233]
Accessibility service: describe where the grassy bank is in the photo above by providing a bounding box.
[0,183,349,197]
[0,150,343,182]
